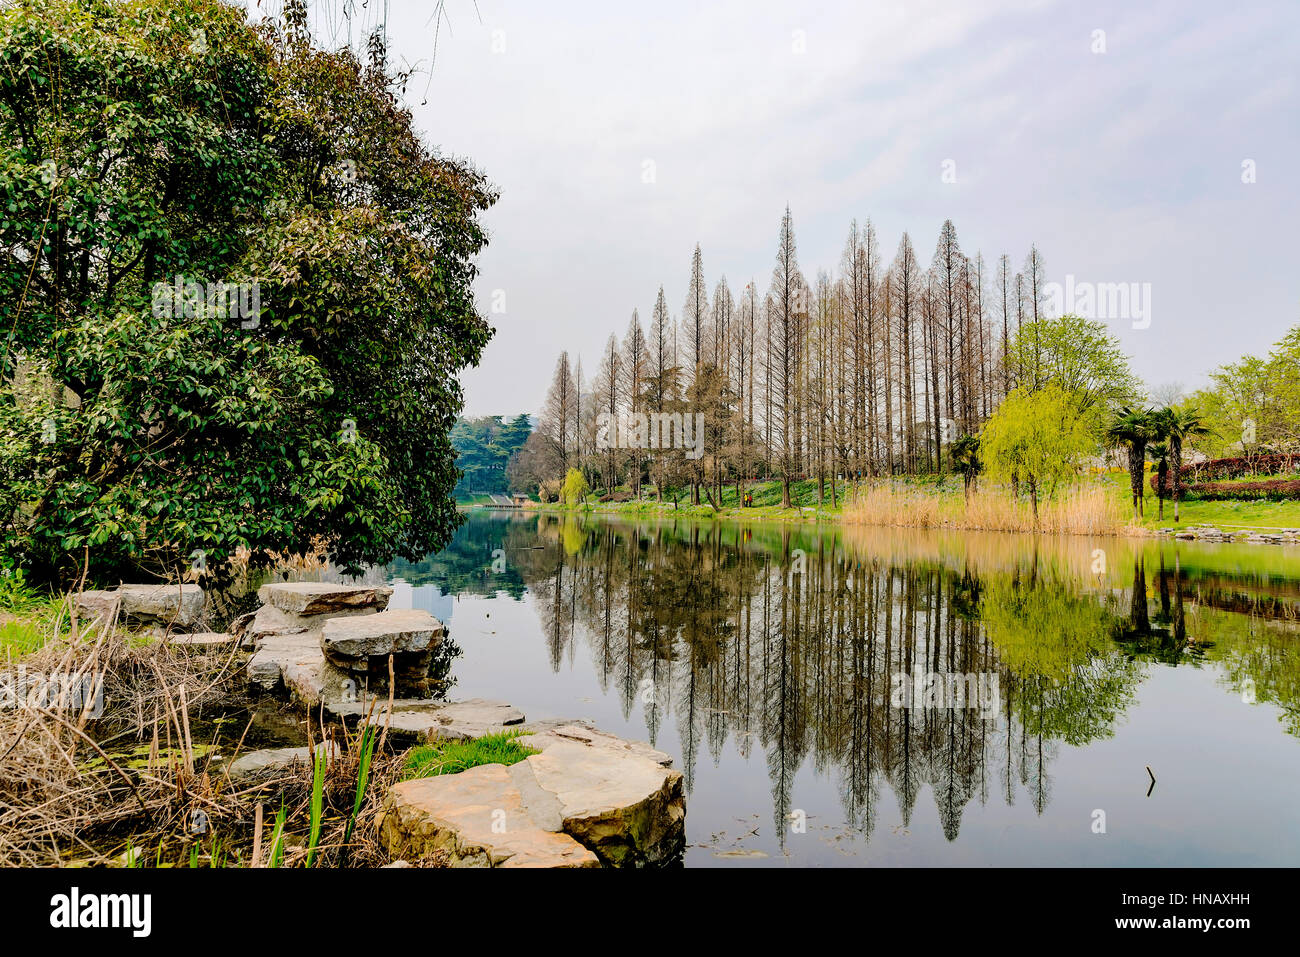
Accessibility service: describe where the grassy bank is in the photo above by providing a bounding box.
[515,472,1300,537]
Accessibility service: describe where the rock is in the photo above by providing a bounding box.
[166,632,236,650]
[248,633,325,695]
[321,609,443,664]
[379,725,685,868]
[75,584,205,628]
[239,602,379,651]
[380,764,600,868]
[361,698,525,743]
[519,737,685,867]
[257,582,392,616]
[225,743,329,780]
[520,723,673,766]
[382,860,413,868]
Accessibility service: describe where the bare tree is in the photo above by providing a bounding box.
[540,351,575,475]
[768,205,805,507]
[621,309,647,498]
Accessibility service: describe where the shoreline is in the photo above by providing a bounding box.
[469,502,1300,545]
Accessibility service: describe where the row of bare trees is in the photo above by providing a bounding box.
[526,207,1050,506]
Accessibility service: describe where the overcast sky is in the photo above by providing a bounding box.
[282,0,1299,418]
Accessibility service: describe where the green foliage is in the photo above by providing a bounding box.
[1010,313,1143,423]
[305,746,327,868]
[0,563,45,612]
[403,731,538,779]
[1189,324,1300,457]
[267,804,288,869]
[0,0,497,584]
[980,385,1094,498]
[561,467,589,507]
[451,414,532,498]
[340,726,376,866]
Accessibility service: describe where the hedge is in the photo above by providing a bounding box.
[1181,479,1300,502]
[1150,454,1300,494]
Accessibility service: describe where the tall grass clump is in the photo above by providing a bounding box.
[842,481,1124,536]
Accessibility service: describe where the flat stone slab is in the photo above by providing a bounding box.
[381,724,684,868]
[519,735,685,867]
[226,743,329,780]
[362,698,525,742]
[521,723,673,766]
[76,584,205,628]
[238,603,380,651]
[248,633,325,696]
[321,608,442,662]
[258,582,392,616]
[380,764,599,868]
[166,632,236,650]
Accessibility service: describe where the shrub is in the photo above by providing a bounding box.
[1151,454,1300,493]
[1182,479,1300,502]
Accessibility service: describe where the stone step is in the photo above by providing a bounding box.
[75,584,205,629]
[236,602,380,651]
[257,582,392,616]
[166,632,236,650]
[380,764,599,868]
[380,724,685,868]
[321,608,443,663]
[225,743,330,780]
[361,698,525,743]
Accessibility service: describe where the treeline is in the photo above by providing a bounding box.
[451,414,532,498]
[523,206,1139,506]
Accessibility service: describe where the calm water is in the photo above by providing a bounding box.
[381,511,1300,867]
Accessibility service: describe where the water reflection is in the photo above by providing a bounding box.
[386,512,1300,860]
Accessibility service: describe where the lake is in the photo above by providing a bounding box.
[380,510,1300,867]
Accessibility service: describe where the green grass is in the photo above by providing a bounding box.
[1099,471,1300,530]
[558,473,1300,536]
[0,618,47,654]
[403,731,539,779]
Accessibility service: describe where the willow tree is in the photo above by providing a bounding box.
[981,385,1094,520]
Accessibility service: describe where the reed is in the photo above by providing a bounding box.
[841,481,1125,536]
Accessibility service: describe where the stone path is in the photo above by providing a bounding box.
[234,581,687,867]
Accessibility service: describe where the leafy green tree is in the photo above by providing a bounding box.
[450,414,532,498]
[1010,313,1142,425]
[561,467,589,507]
[1189,325,1300,458]
[0,0,497,583]
[980,385,1094,520]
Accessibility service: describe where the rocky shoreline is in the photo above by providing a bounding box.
[1146,524,1300,545]
[74,580,687,868]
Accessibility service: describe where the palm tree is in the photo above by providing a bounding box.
[1158,407,1211,523]
[1105,406,1157,522]
[1147,441,1169,521]
[950,434,982,504]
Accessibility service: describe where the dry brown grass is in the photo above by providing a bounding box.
[0,598,412,867]
[841,481,1125,536]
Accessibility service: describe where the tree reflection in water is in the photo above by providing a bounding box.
[391,512,1300,847]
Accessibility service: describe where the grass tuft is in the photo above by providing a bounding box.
[403,731,538,780]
